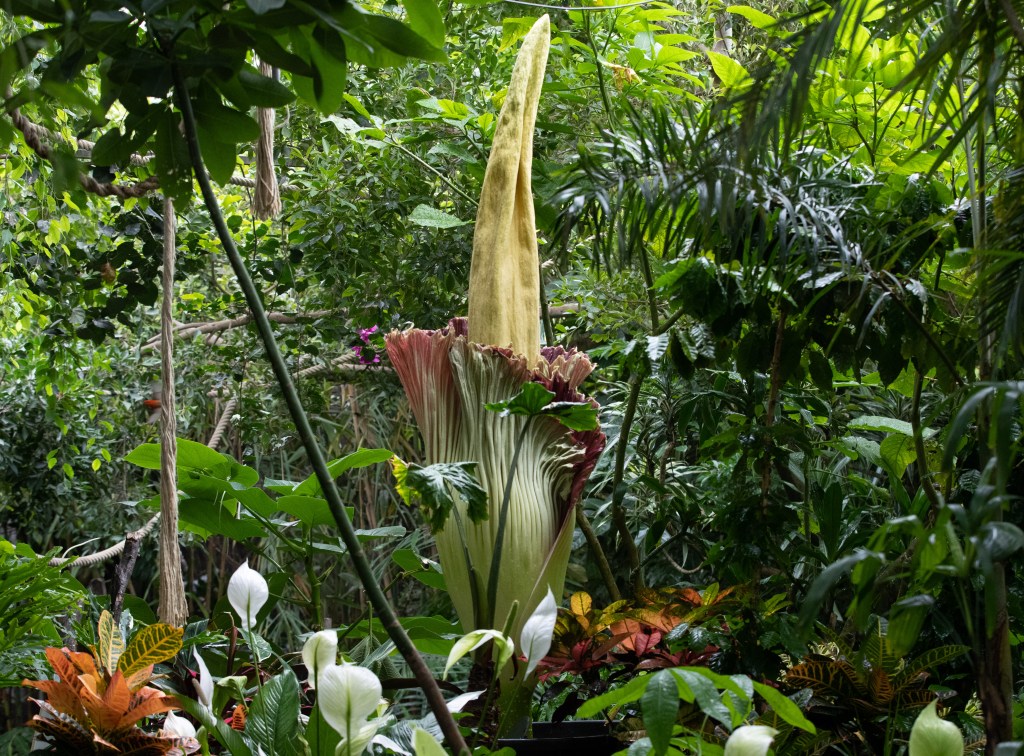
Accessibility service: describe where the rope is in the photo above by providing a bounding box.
[253,59,282,219]
[47,396,239,568]
[158,196,188,626]
[6,108,298,197]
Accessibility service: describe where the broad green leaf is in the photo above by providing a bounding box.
[752,681,816,734]
[643,669,680,755]
[125,439,228,473]
[486,382,555,416]
[293,448,394,496]
[178,499,267,541]
[727,5,777,28]
[849,415,937,438]
[246,0,286,12]
[247,668,301,755]
[880,433,917,478]
[707,51,749,88]
[392,458,488,530]
[392,549,447,590]
[118,623,183,677]
[402,0,445,49]
[408,204,471,229]
[577,673,653,718]
[673,669,732,728]
[500,17,539,51]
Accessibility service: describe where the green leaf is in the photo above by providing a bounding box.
[486,382,555,416]
[276,496,355,528]
[178,499,267,541]
[392,549,447,590]
[849,415,937,438]
[153,107,192,202]
[500,17,539,51]
[246,668,300,755]
[707,51,749,88]
[672,669,732,729]
[541,401,600,431]
[726,5,777,28]
[126,439,229,473]
[217,65,296,109]
[413,728,448,756]
[402,0,446,49]
[408,204,471,228]
[642,670,679,755]
[392,458,488,530]
[294,448,394,496]
[577,673,653,718]
[880,433,917,479]
[752,681,816,734]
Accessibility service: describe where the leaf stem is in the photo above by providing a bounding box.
[171,64,470,756]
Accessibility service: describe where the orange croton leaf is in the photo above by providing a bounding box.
[21,679,86,724]
[44,648,84,693]
[116,690,181,730]
[28,699,93,748]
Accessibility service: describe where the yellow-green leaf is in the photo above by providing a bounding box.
[118,624,183,678]
[97,610,126,674]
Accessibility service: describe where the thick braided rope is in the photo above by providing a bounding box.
[6,109,297,196]
[48,395,238,568]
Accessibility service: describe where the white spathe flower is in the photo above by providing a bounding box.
[519,588,557,677]
[724,725,779,756]
[160,710,197,737]
[302,630,339,690]
[909,701,964,756]
[227,560,269,631]
[193,650,214,709]
[443,629,514,679]
[318,664,384,756]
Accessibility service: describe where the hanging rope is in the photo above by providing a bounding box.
[253,59,282,219]
[157,196,188,626]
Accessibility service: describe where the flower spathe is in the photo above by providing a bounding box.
[318,663,384,756]
[303,629,339,690]
[227,560,269,632]
[909,701,964,756]
[193,650,213,709]
[724,725,780,756]
[386,319,604,640]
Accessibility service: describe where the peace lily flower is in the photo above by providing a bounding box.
[193,650,214,709]
[724,725,779,756]
[160,710,197,738]
[909,700,964,756]
[520,588,557,677]
[318,663,385,756]
[386,14,605,650]
[302,629,339,690]
[227,560,269,631]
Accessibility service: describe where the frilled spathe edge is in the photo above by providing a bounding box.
[385,318,605,635]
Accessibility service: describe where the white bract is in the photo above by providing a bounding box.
[193,650,213,709]
[318,663,384,756]
[302,629,339,690]
[519,588,557,677]
[443,629,514,679]
[724,725,779,756]
[227,560,269,631]
[909,701,964,756]
[160,710,197,737]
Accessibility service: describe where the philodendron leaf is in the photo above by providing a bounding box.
[486,382,599,431]
[391,458,488,529]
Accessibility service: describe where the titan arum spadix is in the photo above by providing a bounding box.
[386,15,604,651]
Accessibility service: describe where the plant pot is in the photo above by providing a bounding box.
[498,720,623,755]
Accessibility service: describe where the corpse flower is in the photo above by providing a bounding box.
[386,15,604,647]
